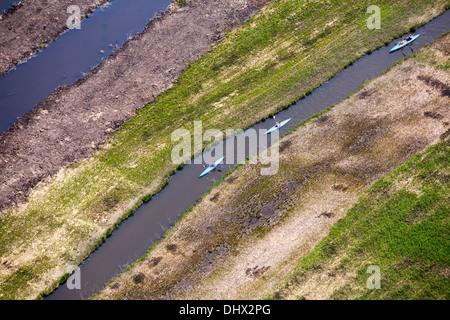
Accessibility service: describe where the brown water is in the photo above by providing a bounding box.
[46,10,450,300]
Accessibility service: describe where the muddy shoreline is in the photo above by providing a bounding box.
[0,0,110,76]
[0,0,270,214]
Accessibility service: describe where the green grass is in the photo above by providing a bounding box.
[1,256,53,300]
[267,140,449,300]
[1,0,449,300]
[413,30,450,70]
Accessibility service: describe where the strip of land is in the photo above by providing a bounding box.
[0,0,110,76]
[0,0,268,214]
[95,33,449,300]
[0,0,447,300]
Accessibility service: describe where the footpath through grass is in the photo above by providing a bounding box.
[0,0,448,299]
[267,140,449,300]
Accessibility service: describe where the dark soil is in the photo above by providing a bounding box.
[279,140,292,153]
[209,192,220,202]
[109,283,120,289]
[0,0,270,214]
[417,75,450,97]
[148,257,163,267]
[316,115,329,123]
[332,184,348,191]
[245,265,270,278]
[357,89,373,100]
[440,128,450,141]
[225,175,239,184]
[132,272,145,284]
[318,211,334,218]
[423,111,444,120]
[0,0,109,76]
[166,244,178,252]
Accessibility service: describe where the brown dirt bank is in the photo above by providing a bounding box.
[0,0,110,76]
[0,0,270,214]
[95,36,449,299]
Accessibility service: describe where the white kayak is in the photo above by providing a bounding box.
[199,157,224,177]
[264,118,291,135]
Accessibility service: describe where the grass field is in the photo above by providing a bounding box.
[0,0,448,299]
[267,140,449,300]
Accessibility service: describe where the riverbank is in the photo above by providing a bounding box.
[265,139,449,300]
[95,33,449,299]
[0,0,110,76]
[0,0,447,300]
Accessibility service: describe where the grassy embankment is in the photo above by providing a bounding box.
[0,0,448,299]
[94,33,449,300]
[267,140,449,300]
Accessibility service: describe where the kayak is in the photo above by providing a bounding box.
[390,34,420,53]
[264,118,291,135]
[199,156,224,177]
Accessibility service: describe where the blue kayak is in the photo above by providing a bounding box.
[264,118,291,135]
[199,156,224,178]
[390,34,420,53]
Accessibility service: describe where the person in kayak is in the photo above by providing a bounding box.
[274,120,281,128]
[405,34,413,41]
